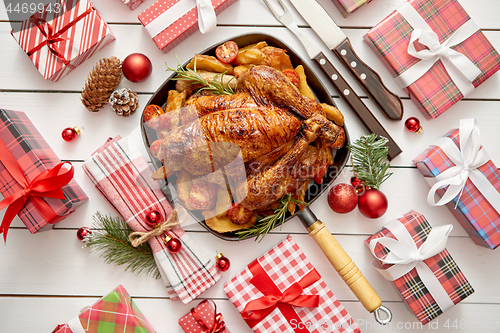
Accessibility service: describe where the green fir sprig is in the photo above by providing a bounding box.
[85,213,160,279]
[347,134,393,189]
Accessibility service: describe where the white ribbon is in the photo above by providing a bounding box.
[394,2,482,96]
[369,218,455,312]
[145,0,216,38]
[426,119,500,215]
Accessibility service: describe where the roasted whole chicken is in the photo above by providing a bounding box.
[147,41,345,230]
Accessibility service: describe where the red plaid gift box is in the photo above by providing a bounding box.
[11,0,115,82]
[365,211,474,325]
[363,0,500,119]
[52,285,156,333]
[224,236,360,333]
[138,0,238,53]
[179,300,229,333]
[122,0,146,10]
[332,0,373,17]
[413,118,500,249]
[0,109,87,239]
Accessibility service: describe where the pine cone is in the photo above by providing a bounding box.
[109,88,139,117]
[81,57,122,112]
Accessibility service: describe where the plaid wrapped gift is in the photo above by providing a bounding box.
[138,0,238,53]
[224,236,360,333]
[83,132,220,304]
[365,211,474,325]
[52,285,156,333]
[179,299,229,333]
[413,118,500,249]
[122,0,147,10]
[11,0,115,82]
[0,109,87,239]
[363,0,500,119]
[332,0,373,17]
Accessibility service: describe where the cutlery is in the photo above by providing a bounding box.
[288,0,404,121]
[263,0,402,160]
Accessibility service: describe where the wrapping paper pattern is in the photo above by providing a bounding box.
[122,0,146,10]
[366,211,474,324]
[179,300,229,333]
[224,236,360,333]
[11,0,115,81]
[52,285,156,332]
[138,0,238,53]
[0,109,87,234]
[413,127,500,249]
[363,0,500,119]
[332,0,372,17]
[83,134,220,304]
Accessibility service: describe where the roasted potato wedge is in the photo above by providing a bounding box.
[233,48,270,66]
[321,103,344,126]
[295,65,316,101]
[165,90,187,113]
[202,210,252,233]
[215,188,232,218]
[239,41,268,51]
[177,170,195,210]
[187,54,234,75]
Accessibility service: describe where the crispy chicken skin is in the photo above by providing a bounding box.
[184,92,258,118]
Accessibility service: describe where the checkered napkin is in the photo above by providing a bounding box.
[224,236,360,333]
[365,211,474,325]
[52,285,155,333]
[83,134,220,304]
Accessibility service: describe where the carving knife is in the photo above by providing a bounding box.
[288,0,404,121]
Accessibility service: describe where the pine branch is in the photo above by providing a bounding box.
[347,134,393,189]
[85,212,160,279]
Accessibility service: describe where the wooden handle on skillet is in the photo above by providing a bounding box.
[307,220,382,313]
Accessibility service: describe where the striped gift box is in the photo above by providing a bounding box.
[365,211,474,325]
[52,285,156,333]
[364,0,500,119]
[332,0,372,17]
[11,0,115,82]
[0,109,87,234]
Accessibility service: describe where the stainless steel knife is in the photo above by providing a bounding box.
[288,0,404,121]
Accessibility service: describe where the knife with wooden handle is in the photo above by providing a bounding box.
[288,0,404,121]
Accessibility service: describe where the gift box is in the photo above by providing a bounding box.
[138,0,238,53]
[224,236,360,333]
[363,0,500,119]
[11,0,115,82]
[179,300,229,333]
[52,285,156,333]
[332,0,372,17]
[366,211,474,325]
[122,0,146,10]
[0,109,88,239]
[413,118,500,249]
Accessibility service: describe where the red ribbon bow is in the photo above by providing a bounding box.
[0,140,74,242]
[191,300,226,333]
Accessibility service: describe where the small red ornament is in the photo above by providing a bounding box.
[164,235,182,253]
[358,188,388,219]
[215,253,230,271]
[327,183,358,214]
[145,210,162,228]
[62,127,81,141]
[122,53,152,83]
[77,227,92,241]
[404,117,423,133]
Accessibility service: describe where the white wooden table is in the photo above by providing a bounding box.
[1,0,500,332]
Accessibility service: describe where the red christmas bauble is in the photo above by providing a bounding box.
[62,127,80,141]
[327,183,358,214]
[122,53,152,83]
[164,235,182,253]
[215,253,230,271]
[145,210,162,228]
[404,117,423,133]
[358,189,388,219]
[77,227,92,241]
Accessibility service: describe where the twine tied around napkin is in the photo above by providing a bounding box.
[369,219,454,312]
[394,2,481,96]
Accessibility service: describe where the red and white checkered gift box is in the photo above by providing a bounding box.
[332,0,373,17]
[11,0,115,82]
[122,0,146,10]
[413,118,500,249]
[364,0,500,119]
[138,0,238,53]
[224,236,360,333]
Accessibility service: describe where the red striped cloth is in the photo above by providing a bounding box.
[83,135,220,304]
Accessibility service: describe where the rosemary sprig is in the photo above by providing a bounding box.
[235,194,309,242]
[166,55,236,95]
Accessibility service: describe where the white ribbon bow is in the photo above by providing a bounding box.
[369,218,455,312]
[395,3,482,96]
[426,119,500,216]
